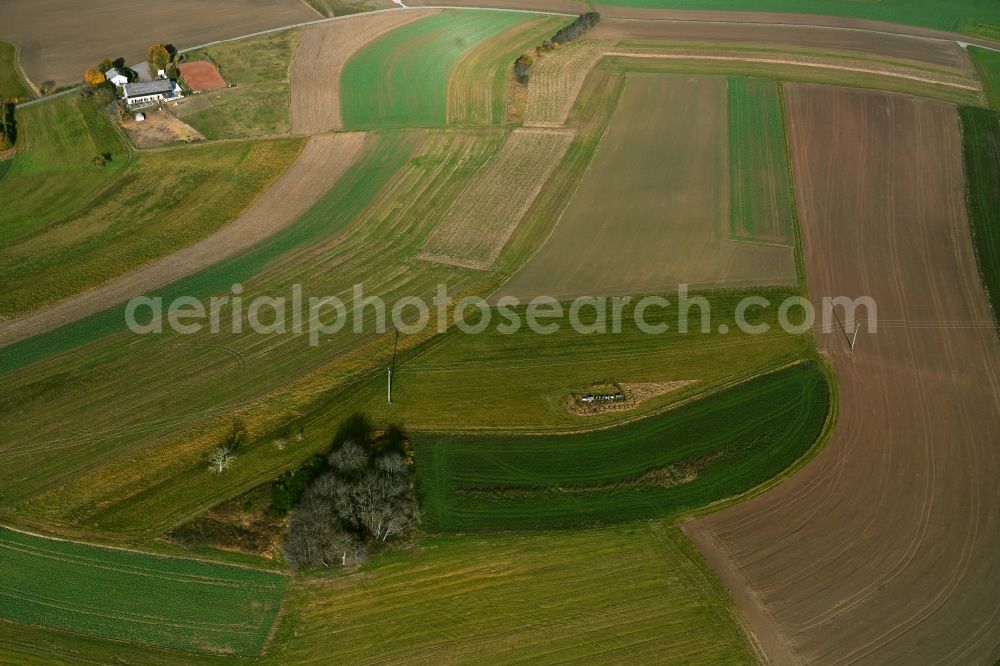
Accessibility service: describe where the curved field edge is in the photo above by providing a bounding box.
[340,9,535,129]
[960,106,1000,332]
[0,131,413,373]
[415,360,831,532]
[0,41,34,99]
[0,526,286,657]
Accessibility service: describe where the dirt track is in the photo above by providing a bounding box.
[0,133,367,347]
[0,0,318,88]
[685,86,1000,664]
[290,10,437,134]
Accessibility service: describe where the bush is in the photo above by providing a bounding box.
[514,54,534,84]
[552,12,601,45]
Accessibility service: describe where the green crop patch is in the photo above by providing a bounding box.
[970,46,1000,112]
[0,527,287,656]
[727,76,796,245]
[416,361,830,531]
[0,42,32,99]
[340,10,533,129]
[960,106,1000,333]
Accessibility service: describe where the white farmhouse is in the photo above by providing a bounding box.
[122,80,183,108]
[105,67,129,88]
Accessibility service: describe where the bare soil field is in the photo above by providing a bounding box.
[591,18,973,72]
[420,128,573,269]
[686,85,1000,664]
[121,108,205,148]
[290,9,437,134]
[178,60,226,92]
[0,0,318,89]
[524,40,608,126]
[502,74,796,300]
[0,133,367,346]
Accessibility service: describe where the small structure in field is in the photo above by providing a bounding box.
[134,111,146,121]
[178,60,227,92]
[105,67,129,88]
[122,79,182,107]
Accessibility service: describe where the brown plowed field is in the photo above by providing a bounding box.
[290,9,437,134]
[0,0,318,88]
[591,18,972,72]
[685,85,1000,664]
[0,133,367,347]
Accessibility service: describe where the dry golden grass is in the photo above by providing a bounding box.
[419,127,573,270]
[524,40,608,127]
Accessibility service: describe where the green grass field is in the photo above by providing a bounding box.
[960,106,1000,332]
[970,46,1000,111]
[177,30,302,139]
[0,94,129,245]
[0,138,303,316]
[416,361,829,532]
[594,0,1000,35]
[0,42,32,99]
[728,76,796,245]
[267,524,755,664]
[340,10,533,129]
[447,15,565,125]
[0,527,287,656]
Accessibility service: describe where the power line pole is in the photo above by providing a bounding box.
[387,328,399,404]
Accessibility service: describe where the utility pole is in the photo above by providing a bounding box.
[387,328,399,404]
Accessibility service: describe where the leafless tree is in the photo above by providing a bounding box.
[208,446,236,474]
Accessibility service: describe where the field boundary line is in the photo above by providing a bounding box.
[0,523,290,576]
[604,51,983,91]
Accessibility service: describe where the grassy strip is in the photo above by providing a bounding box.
[594,0,1000,35]
[341,10,532,129]
[969,46,1000,111]
[177,30,302,140]
[728,76,796,245]
[0,94,130,245]
[960,106,1000,333]
[0,42,33,99]
[268,524,755,663]
[0,132,416,374]
[600,55,984,107]
[416,361,830,532]
[0,527,286,656]
[0,138,304,316]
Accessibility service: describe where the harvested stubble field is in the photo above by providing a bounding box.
[502,73,797,300]
[727,76,795,245]
[290,9,438,134]
[267,524,756,664]
[589,17,975,72]
[1,133,365,346]
[687,85,1000,664]
[0,527,287,656]
[524,39,608,126]
[176,29,303,140]
[446,15,565,125]
[340,10,533,129]
[416,361,829,532]
[420,127,573,269]
[0,131,517,536]
[0,0,317,89]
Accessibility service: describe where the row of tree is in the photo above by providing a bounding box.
[283,414,419,570]
[0,101,15,150]
[513,12,601,85]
